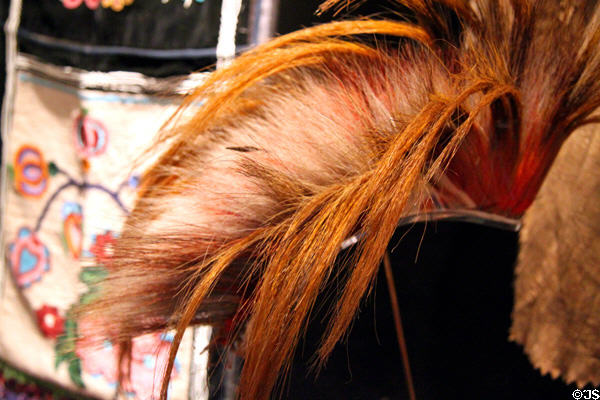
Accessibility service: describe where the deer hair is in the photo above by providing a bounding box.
[77,1,600,399]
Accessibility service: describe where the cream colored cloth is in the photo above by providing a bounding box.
[0,56,203,399]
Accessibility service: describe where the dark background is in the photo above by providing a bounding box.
[287,222,580,400]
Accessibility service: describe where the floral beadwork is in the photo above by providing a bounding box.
[101,0,134,11]
[75,324,179,399]
[8,228,50,288]
[74,111,108,158]
[62,203,84,259]
[124,333,180,399]
[88,231,117,266]
[56,266,180,395]
[36,305,66,339]
[8,100,151,394]
[75,318,119,384]
[13,145,49,198]
[61,0,133,11]
[61,0,101,9]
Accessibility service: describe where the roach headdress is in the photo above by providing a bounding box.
[79,1,600,398]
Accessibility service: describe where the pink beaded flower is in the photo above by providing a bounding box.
[62,0,101,10]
